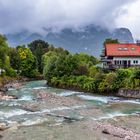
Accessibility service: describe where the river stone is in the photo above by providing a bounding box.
[117,89,140,98]
[0,123,7,131]
[98,123,140,140]
[0,94,17,100]
[4,82,22,89]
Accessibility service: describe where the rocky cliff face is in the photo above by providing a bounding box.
[6,25,134,57]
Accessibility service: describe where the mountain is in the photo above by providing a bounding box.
[6,25,134,57]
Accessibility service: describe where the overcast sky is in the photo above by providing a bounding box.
[0,0,139,38]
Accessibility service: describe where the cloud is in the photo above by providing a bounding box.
[0,0,138,37]
[116,0,140,39]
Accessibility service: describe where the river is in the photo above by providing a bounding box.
[0,80,140,140]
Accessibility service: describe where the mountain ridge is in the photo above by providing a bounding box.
[6,25,134,57]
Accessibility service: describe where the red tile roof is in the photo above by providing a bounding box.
[105,44,140,57]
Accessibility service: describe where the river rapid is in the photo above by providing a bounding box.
[0,80,140,140]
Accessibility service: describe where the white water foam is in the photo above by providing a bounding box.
[121,100,140,105]
[46,105,87,112]
[33,87,47,90]
[59,91,81,97]
[27,105,88,116]
[77,95,109,103]
[21,118,48,126]
[0,109,27,118]
[8,88,15,91]
[7,102,21,107]
[19,96,33,101]
[77,95,120,104]
[92,112,129,120]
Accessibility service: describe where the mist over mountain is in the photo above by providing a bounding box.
[6,25,134,57]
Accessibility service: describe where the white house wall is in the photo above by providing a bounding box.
[113,57,140,65]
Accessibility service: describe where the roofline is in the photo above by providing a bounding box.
[105,43,137,46]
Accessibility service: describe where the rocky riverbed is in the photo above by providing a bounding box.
[0,80,140,140]
[0,80,23,100]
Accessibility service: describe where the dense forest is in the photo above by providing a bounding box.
[0,34,140,94]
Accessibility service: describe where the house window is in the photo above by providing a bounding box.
[118,47,128,51]
[116,61,119,65]
[120,61,122,65]
[131,48,136,51]
[124,48,128,51]
[133,60,138,64]
[118,48,122,50]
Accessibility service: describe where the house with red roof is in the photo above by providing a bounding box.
[101,43,140,69]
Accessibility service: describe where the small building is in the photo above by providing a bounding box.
[101,43,140,69]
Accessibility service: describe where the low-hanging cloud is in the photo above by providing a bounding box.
[0,0,138,37]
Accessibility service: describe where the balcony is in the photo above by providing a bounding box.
[103,64,140,70]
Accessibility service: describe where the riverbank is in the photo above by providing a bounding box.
[0,76,44,100]
[117,89,140,99]
[0,76,26,100]
[0,76,27,90]
[0,80,140,140]
[1,117,140,140]
[0,75,44,91]
[48,82,140,99]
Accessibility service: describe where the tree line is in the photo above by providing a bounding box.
[0,34,49,77]
[0,34,140,93]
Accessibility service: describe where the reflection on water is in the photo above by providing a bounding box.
[0,80,140,127]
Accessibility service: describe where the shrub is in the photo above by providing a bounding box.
[126,69,140,89]
[74,65,88,76]
[6,67,17,77]
[98,72,117,93]
[89,66,99,77]
[28,69,39,78]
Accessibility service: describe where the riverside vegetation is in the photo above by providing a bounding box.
[43,47,140,93]
[0,35,49,87]
[0,34,140,94]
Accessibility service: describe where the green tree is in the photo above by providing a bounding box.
[73,53,98,67]
[9,48,21,70]
[0,34,9,68]
[43,51,78,82]
[18,46,38,78]
[28,40,49,73]
[43,51,58,81]
[103,38,119,46]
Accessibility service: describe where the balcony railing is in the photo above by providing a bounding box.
[103,64,140,69]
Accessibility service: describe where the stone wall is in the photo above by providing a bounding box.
[117,89,140,99]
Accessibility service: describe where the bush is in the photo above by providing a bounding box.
[89,66,99,77]
[29,69,39,78]
[126,69,140,89]
[6,67,17,77]
[98,72,117,93]
[74,65,88,76]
